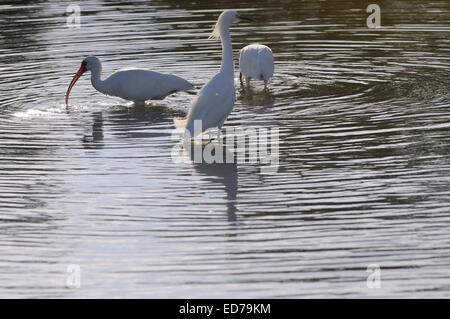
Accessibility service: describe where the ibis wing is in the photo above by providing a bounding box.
[239,44,274,80]
[239,48,260,78]
[258,47,274,79]
[149,72,194,100]
[106,69,193,101]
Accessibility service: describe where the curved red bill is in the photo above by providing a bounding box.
[65,62,87,105]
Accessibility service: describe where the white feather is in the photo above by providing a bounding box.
[175,10,239,137]
[105,69,193,101]
[66,56,193,105]
[180,73,235,135]
[239,44,274,81]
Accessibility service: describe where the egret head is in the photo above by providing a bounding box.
[65,56,101,105]
[209,10,251,40]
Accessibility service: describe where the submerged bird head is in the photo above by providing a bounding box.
[209,10,252,40]
[65,56,101,105]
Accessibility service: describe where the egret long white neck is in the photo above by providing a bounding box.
[219,27,234,80]
[89,63,109,95]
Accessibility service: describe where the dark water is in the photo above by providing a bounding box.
[0,0,449,298]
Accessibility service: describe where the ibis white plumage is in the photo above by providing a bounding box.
[239,44,274,88]
[65,56,193,106]
[174,10,251,138]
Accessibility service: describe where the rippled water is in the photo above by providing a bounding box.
[1,0,450,298]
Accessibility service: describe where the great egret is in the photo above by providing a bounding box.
[239,44,274,88]
[174,10,251,139]
[65,56,193,106]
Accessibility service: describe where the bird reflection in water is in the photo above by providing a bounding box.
[82,112,104,149]
[238,85,275,106]
[178,139,238,223]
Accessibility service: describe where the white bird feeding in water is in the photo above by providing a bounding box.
[65,56,193,106]
[239,44,274,88]
[174,10,251,139]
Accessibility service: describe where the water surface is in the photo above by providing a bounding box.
[0,0,450,298]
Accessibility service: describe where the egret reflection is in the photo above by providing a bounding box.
[180,139,238,222]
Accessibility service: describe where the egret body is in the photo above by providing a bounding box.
[65,56,193,106]
[174,10,251,138]
[239,44,274,88]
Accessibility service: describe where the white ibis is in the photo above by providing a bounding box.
[239,44,274,88]
[65,56,193,106]
[174,10,251,139]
